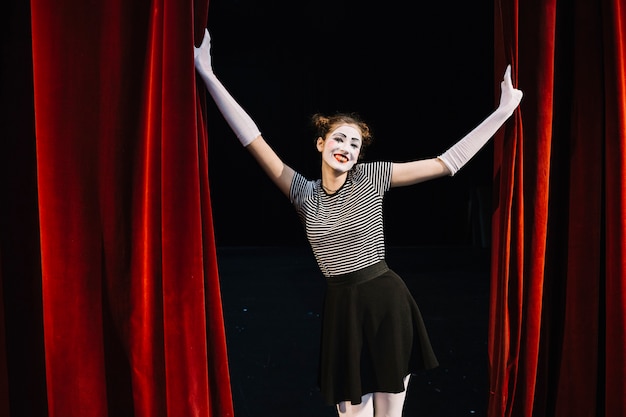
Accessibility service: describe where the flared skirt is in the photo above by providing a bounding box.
[319,260,439,406]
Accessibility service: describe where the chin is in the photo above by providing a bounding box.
[334,164,354,173]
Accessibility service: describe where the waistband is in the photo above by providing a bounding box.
[326,260,389,287]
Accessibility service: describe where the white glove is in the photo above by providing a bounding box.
[438,65,523,176]
[194,29,261,147]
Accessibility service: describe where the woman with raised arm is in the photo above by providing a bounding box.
[194,29,522,417]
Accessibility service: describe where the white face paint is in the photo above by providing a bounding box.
[318,125,362,173]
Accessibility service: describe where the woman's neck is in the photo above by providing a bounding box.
[321,170,348,193]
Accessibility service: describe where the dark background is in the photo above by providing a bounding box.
[203,0,496,247]
[218,245,491,416]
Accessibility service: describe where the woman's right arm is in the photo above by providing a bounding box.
[245,137,295,197]
[194,29,294,197]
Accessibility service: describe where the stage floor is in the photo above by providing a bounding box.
[217,245,491,417]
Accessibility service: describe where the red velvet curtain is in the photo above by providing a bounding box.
[489,0,626,416]
[4,0,626,415]
[0,0,233,415]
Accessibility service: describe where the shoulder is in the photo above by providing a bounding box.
[354,161,392,177]
[290,171,318,203]
[353,161,393,193]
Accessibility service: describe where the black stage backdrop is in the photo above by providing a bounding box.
[204,0,495,247]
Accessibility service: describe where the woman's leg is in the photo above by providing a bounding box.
[336,393,374,417]
[371,375,411,417]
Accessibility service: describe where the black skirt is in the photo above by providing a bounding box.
[318,260,439,406]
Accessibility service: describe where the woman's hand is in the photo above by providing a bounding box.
[194,29,214,76]
[437,64,523,176]
[192,28,261,147]
[498,65,524,112]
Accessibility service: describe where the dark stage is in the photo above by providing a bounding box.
[217,245,491,417]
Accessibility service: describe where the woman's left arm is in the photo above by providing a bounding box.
[391,158,450,187]
[391,65,523,187]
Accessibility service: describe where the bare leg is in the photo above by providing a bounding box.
[372,375,411,417]
[336,393,374,417]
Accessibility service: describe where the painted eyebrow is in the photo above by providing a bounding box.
[332,131,361,142]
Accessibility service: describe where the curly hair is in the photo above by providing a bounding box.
[311,112,373,159]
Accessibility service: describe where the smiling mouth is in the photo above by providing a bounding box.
[334,154,348,163]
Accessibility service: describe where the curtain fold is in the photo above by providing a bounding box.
[602,1,626,414]
[18,0,234,415]
[489,0,626,416]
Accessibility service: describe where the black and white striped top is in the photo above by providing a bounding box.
[290,161,392,277]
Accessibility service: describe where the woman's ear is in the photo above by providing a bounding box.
[316,137,324,152]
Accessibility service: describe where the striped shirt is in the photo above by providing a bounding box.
[290,161,392,277]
